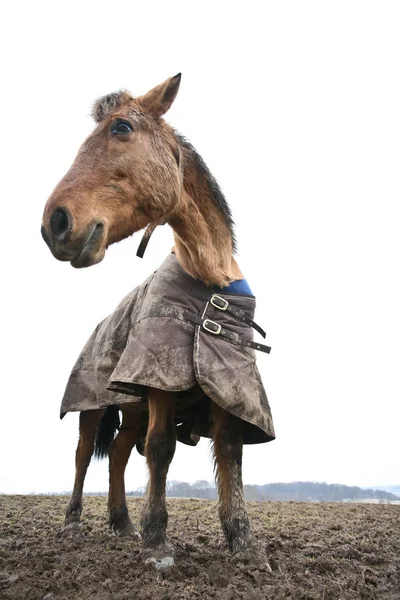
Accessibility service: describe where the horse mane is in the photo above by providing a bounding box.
[175,132,237,252]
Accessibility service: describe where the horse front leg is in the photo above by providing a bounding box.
[141,389,176,562]
[65,409,104,532]
[212,402,252,553]
[108,408,145,539]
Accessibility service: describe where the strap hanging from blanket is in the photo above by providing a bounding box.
[192,292,267,338]
[180,309,271,354]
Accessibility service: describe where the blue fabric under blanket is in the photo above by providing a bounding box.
[214,279,253,296]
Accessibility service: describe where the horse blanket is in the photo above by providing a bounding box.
[60,253,275,445]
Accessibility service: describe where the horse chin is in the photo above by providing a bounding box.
[70,222,106,268]
[71,247,105,268]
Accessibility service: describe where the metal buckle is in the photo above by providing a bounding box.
[203,319,221,335]
[210,294,229,311]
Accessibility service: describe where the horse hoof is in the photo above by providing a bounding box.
[116,525,142,540]
[145,555,175,570]
[142,543,175,570]
[63,522,82,537]
[231,546,273,572]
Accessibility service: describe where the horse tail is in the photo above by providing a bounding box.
[94,406,120,458]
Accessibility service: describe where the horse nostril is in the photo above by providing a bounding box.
[50,208,71,242]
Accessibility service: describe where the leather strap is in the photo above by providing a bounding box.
[192,291,266,338]
[136,223,157,258]
[184,311,271,354]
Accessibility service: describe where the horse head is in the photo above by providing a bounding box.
[41,75,182,268]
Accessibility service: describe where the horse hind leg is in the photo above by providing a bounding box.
[64,409,104,533]
[212,402,252,553]
[108,407,145,539]
[141,389,176,563]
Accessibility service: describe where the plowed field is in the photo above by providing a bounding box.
[0,496,399,599]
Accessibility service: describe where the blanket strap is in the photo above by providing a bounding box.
[192,292,266,338]
[183,311,271,354]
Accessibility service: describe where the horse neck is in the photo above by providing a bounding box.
[168,162,242,287]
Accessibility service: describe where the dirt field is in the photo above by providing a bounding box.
[0,496,399,599]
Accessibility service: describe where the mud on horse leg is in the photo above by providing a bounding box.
[108,408,145,538]
[65,409,104,532]
[212,402,252,553]
[141,389,176,559]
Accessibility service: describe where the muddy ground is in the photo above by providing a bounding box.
[0,495,399,599]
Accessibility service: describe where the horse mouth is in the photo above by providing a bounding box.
[70,222,106,268]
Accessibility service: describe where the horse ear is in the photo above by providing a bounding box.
[138,74,181,118]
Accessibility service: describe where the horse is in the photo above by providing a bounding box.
[41,74,274,563]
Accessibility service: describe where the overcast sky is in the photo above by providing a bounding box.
[1,1,399,494]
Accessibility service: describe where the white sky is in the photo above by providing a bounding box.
[1,1,399,494]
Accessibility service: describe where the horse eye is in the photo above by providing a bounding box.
[112,121,133,135]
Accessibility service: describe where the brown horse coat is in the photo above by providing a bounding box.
[60,254,275,445]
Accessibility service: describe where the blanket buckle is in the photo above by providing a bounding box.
[203,319,222,335]
[210,294,229,311]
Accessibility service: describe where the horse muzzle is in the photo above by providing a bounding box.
[41,207,106,268]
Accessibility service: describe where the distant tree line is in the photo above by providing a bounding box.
[41,481,398,502]
[125,480,399,502]
[242,482,398,502]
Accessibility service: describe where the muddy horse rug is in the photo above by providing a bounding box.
[61,253,275,446]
